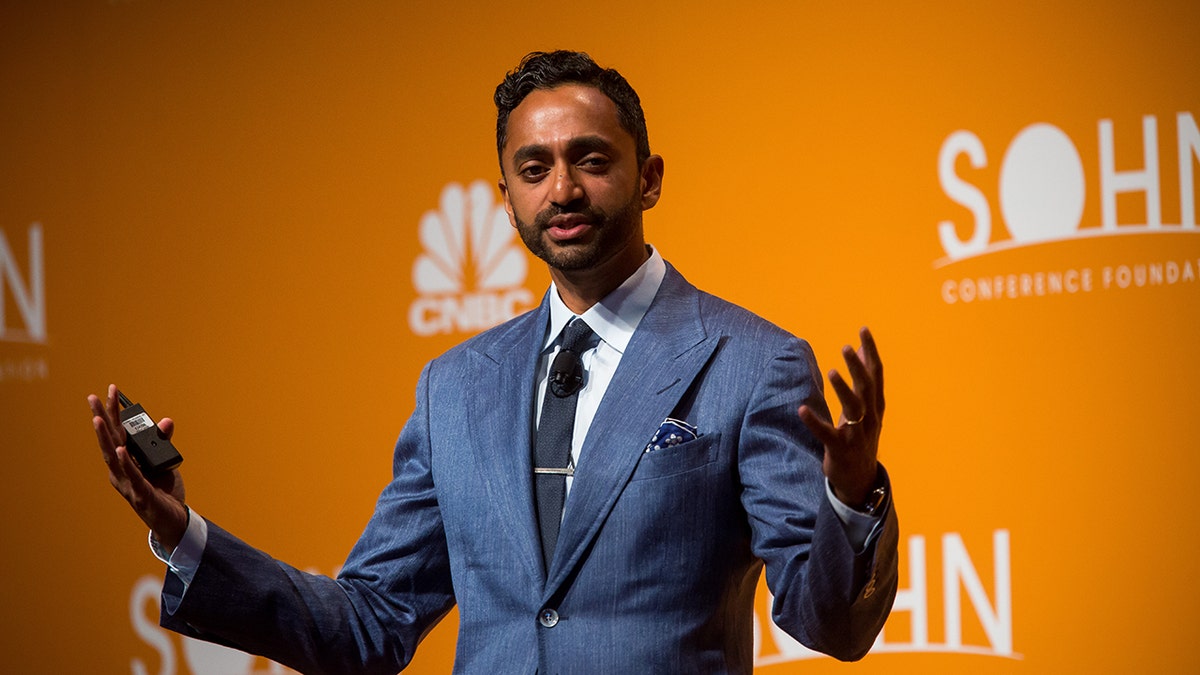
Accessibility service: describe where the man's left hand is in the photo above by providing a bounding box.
[798,327,885,508]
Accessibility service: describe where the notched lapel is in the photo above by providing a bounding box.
[465,304,548,582]
[546,270,722,596]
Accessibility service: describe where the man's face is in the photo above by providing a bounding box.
[498,84,660,274]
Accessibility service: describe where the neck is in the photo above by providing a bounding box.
[550,242,649,314]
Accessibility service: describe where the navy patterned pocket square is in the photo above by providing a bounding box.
[644,418,699,453]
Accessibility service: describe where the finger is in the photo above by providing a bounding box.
[89,393,120,454]
[91,413,115,460]
[841,344,873,406]
[89,393,121,450]
[92,415,133,489]
[827,368,864,423]
[157,417,174,440]
[106,383,118,420]
[106,384,126,446]
[87,393,105,424]
[859,327,884,412]
[114,445,154,507]
[798,404,839,449]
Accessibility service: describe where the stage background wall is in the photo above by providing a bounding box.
[2,1,1197,673]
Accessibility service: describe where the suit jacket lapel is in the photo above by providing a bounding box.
[467,294,549,584]
[545,266,721,597]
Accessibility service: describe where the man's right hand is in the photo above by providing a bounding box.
[88,384,189,552]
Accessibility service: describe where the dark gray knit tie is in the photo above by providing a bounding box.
[534,318,598,571]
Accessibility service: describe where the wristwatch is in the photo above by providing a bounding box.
[860,484,888,516]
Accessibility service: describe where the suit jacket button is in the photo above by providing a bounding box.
[539,608,559,628]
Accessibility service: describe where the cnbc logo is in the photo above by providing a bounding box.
[407,181,535,336]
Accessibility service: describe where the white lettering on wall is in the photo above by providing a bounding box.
[936,112,1198,266]
[0,222,46,343]
[1100,116,1161,230]
[754,529,1017,664]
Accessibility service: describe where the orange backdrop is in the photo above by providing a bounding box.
[2,2,1198,673]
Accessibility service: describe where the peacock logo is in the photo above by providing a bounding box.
[408,181,536,336]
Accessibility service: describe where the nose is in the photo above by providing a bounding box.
[549,164,584,209]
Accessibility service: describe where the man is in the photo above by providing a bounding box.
[90,50,897,673]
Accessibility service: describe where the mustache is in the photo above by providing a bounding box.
[534,203,606,228]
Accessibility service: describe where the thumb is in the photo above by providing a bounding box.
[157,417,174,440]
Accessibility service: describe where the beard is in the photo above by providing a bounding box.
[514,188,642,272]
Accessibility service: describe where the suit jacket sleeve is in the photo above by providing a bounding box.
[160,362,456,675]
[738,335,899,661]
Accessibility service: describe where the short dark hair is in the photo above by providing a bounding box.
[494,50,651,172]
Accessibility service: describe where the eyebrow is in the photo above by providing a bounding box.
[510,135,617,166]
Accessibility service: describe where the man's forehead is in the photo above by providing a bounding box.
[503,84,630,155]
[511,135,615,166]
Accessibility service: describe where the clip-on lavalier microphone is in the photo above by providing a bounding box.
[549,349,585,397]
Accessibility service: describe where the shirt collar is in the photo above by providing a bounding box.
[544,245,666,355]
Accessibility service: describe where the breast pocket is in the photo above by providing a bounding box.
[629,432,721,481]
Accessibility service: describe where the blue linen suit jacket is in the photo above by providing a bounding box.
[161,263,899,674]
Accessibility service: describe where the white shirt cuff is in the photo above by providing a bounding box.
[148,506,208,590]
[825,479,882,552]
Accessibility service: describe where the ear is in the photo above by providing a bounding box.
[640,155,665,210]
[498,175,517,227]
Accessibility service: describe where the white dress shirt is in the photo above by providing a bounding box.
[536,246,666,499]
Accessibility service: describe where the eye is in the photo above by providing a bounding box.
[578,155,610,172]
[519,163,550,182]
